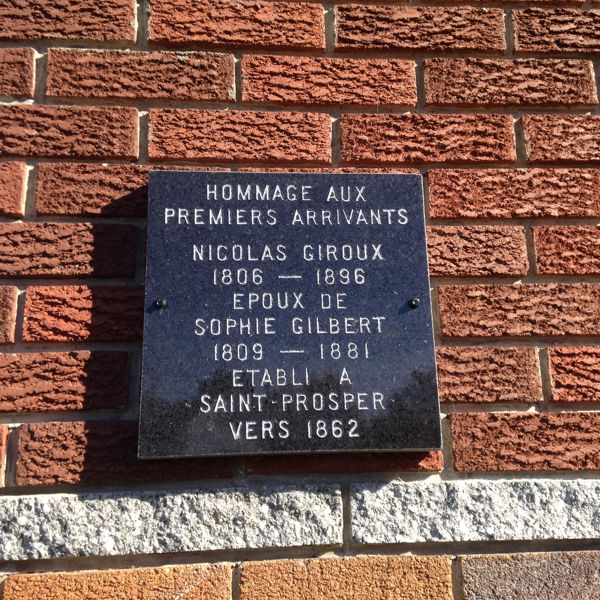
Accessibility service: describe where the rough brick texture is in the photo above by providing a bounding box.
[534,226,600,275]
[0,352,128,413]
[14,421,232,486]
[150,0,325,50]
[0,223,135,278]
[336,6,505,52]
[450,412,600,472]
[23,286,144,343]
[524,116,600,163]
[438,284,600,338]
[514,8,600,53]
[242,56,416,107]
[0,0,136,41]
[462,552,600,600]
[0,48,35,98]
[240,556,453,600]
[425,59,597,107]
[0,162,26,217]
[0,424,7,487]
[244,451,443,475]
[342,114,515,165]
[427,226,528,277]
[0,286,18,344]
[549,347,600,402]
[2,564,232,600]
[149,110,331,163]
[0,105,138,160]
[436,346,542,403]
[47,49,234,101]
[428,169,600,219]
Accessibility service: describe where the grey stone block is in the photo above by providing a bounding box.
[0,485,342,561]
[351,479,600,544]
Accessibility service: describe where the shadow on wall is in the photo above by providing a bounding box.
[14,177,442,490]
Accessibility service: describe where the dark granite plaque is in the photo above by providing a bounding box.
[138,172,441,458]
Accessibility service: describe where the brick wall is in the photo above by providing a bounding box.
[0,0,599,597]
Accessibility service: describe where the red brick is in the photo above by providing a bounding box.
[0,352,127,413]
[0,48,34,98]
[425,58,596,107]
[341,114,514,165]
[524,115,600,163]
[438,284,600,338]
[549,347,600,402]
[0,424,7,486]
[462,551,600,600]
[3,564,232,600]
[149,109,331,163]
[427,226,528,277]
[14,421,233,487]
[0,286,18,344]
[0,0,135,41]
[35,163,227,218]
[336,6,505,52]
[47,49,234,101]
[0,105,138,160]
[436,346,542,403]
[23,286,143,343]
[0,223,135,278]
[242,55,416,107]
[450,412,600,472]
[428,169,600,219]
[244,451,443,475]
[534,226,600,275]
[240,556,453,600]
[150,0,324,50]
[514,8,600,54]
[239,167,418,174]
[0,162,26,217]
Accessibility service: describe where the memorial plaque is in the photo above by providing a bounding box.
[138,172,441,458]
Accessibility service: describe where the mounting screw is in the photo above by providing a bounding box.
[408,297,420,309]
[155,298,168,310]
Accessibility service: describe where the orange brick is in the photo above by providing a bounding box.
[437,346,542,403]
[149,109,331,163]
[240,556,453,600]
[244,451,443,475]
[514,8,600,54]
[150,0,324,50]
[0,223,135,278]
[0,48,35,98]
[428,169,600,219]
[549,347,600,402]
[534,226,600,275]
[23,286,143,342]
[0,352,128,412]
[0,286,18,344]
[2,564,232,600]
[427,226,528,277]
[342,114,515,165]
[439,284,600,338]
[0,162,26,217]
[14,421,233,486]
[336,6,505,52]
[0,0,136,41]
[450,412,600,472]
[0,105,138,160]
[425,58,596,107]
[524,115,600,163]
[47,49,234,101]
[242,55,416,106]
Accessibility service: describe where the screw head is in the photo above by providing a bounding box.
[408,297,420,309]
[155,298,168,310]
